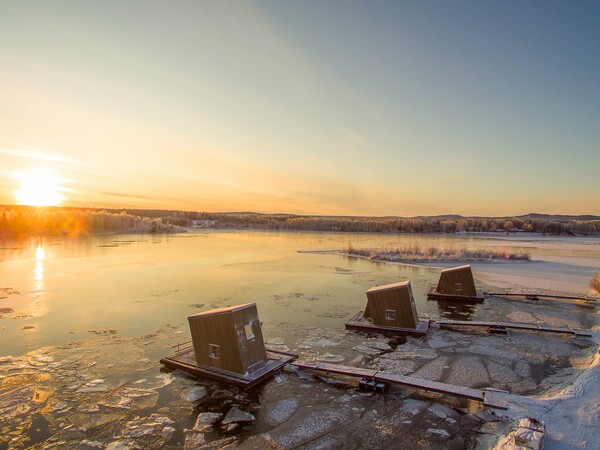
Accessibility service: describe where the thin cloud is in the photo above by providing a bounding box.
[98,191,156,201]
[0,147,80,165]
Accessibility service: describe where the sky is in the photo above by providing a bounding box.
[0,1,599,216]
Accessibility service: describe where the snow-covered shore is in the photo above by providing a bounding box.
[489,332,600,449]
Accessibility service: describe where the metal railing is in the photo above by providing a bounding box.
[171,340,193,354]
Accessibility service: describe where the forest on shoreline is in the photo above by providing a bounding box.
[0,206,185,237]
[1,205,599,238]
[205,212,600,235]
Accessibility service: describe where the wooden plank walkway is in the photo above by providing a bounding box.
[427,286,485,303]
[160,347,296,390]
[484,292,598,303]
[436,319,592,337]
[374,372,484,401]
[345,311,430,336]
[292,361,379,378]
[291,360,508,409]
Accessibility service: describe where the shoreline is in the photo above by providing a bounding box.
[488,332,600,449]
[3,226,600,240]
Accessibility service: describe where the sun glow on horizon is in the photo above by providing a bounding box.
[16,169,64,206]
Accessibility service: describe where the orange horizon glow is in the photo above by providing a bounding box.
[1,4,599,217]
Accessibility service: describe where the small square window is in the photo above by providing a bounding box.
[244,323,255,340]
[209,344,220,359]
[455,283,462,293]
[385,309,396,321]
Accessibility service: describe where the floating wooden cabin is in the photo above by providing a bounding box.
[427,265,484,302]
[188,303,267,374]
[346,281,429,336]
[160,303,296,389]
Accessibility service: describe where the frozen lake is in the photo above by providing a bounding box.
[1,230,599,356]
[1,230,599,449]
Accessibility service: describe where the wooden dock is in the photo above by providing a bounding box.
[436,319,592,337]
[160,346,297,390]
[345,311,430,336]
[291,360,508,409]
[427,286,485,303]
[483,292,598,304]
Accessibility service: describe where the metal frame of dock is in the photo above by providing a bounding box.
[290,360,508,409]
[426,286,485,303]
[160,346,297,390]
[483,291,598,304]
[345,311,430,336]
[436,319,592,337]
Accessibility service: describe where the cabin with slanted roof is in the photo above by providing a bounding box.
[427,265,484,302]
[346,280,429,336]
[188,303,267,375]
[160,303,296,389]
[365,281,419,328]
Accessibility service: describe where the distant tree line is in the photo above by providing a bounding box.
[200,213,600,235]
[0,206,185,237]
[1,206,598,237]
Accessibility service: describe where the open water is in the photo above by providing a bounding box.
[1,230,599,449]
[1,230,598,356]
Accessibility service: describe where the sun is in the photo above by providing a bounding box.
[16,168,64,206]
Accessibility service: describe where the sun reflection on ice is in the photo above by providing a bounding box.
[34,244,45,288]
[36,244,46,260]
[30,243,50,319]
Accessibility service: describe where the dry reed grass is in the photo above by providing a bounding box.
[590,272,600,295]
[345,245,531,262]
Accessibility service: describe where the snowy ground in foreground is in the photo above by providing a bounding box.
[489,334,600,450]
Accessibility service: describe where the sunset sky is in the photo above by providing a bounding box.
[1,1,598,216]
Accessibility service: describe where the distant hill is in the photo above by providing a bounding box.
[418,213,600,221]
[518,213,600,221]
[2,204,598,222]
[416,214,465,220]
[215,212,600,221]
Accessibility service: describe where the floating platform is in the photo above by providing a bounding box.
[436,319,592,337]
[291,360,508,409]
[345,311,430,336]
[427,286,485,303]
[160,347,297,390]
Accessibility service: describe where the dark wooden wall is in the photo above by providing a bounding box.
[189,312,244,373]
[365,282,418,328]
[436,266,477,296]
[232,306,268,374]
[188,304,268,375]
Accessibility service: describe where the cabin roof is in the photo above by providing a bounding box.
[366,280,410,294]
[440,264,471,273]
[188,302,256,320]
